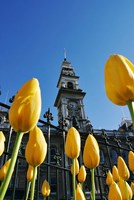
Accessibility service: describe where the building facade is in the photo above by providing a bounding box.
[0,58,134,200]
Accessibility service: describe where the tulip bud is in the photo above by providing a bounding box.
[65,127,81,159]
[128,151,134,173]
[71,158,79,176]
[118,179,133,200]
[105,54,134,106]
[78,165,87,183]
[117,156,130,181]
[106,170,113,186]
[0,131,6,156]
[112,165,120,183]
[130,182,134,195]
[41,180,51,197]
[9,78,41,133]
[108,181,122,200]
[83,134,100,169]
[25,126,47,167]
[0,159,11,181]
[76,183,86,200]
[27,165,34,182]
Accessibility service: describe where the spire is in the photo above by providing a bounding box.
[64,48,67,61]
[62,49,71,69]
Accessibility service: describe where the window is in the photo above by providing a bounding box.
[122,151,128,164]
[67,82,73,89]
[100,150,105,164]
[110,150,118,165]
[50,146,57,163]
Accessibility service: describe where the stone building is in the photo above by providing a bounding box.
[0,58,134,199]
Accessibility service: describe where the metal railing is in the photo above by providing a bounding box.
[0,102,134,200]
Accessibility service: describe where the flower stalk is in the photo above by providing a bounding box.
[30,166,37,200]
[91,169,95,200]
[25,181,31,200]
[0,132,24,199]
[72,158,76,200]
[127,100,134,125]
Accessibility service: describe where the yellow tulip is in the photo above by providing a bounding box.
[105,54,134,106]
[9,78,41,133]
[78,165,87,183]
[71,158,79,176]
[108,181,122,200]
[0,131,6,156]
[65,127,81,159]
[106,170,113,186]
[83,134,100,169]
[117,156,130,181]
[128,151,134,173]
[25,126,47,167]
[41,180,51,197]
[130,182,134,195]
[112,165,120,183]
[27,165,34,182]
[76,183,86,200]
[118,179,133,200]
[0,159,11,181]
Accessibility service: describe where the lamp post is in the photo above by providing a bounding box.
[43,108,53,200]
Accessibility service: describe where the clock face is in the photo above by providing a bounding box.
[69,102,77,110]
[68,101,81,118]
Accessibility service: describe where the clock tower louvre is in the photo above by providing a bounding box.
[54,58,92,133]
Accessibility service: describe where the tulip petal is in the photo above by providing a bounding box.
[83,134,100,169]
[112,165,120,183]
[41,180,51,197]
[65,127,81,159]
[108,181,122,200]
[117,156,130,181]
[9,78,41,133]
[128,151,134,173]
[25,126,47,167]
[0,131,6,156]
[78,165,87,183]
[106,170,113,186]
[118,179,133,200]
[105,54,134,105]
[76,183,86,200]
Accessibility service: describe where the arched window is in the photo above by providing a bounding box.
[67,82,74,89]
[100,150,105,164]
[110,149,118,165]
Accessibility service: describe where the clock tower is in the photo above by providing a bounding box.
[54,57,92,133]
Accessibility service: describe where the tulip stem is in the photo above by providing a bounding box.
[0,182,3,188]
[91,169,95,200]
[0,132,24,200]
[127,100,134,125]
[25,181,31,200]
[44,197,46,200]
[30,166,37,200]
[72,158,76,200]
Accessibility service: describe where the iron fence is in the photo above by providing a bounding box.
[0,102,134,200]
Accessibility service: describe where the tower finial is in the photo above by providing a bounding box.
[64,48,67,61]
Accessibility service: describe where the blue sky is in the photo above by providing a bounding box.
[0,0,134,130]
